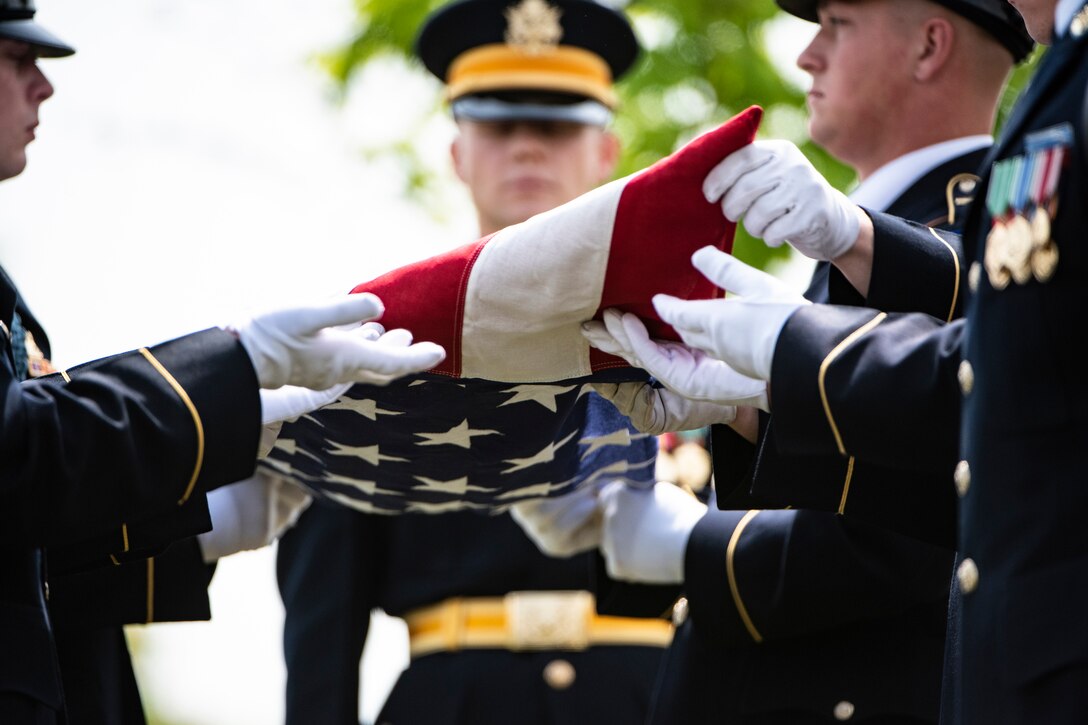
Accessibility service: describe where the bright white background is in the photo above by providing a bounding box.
[1,3,813,723]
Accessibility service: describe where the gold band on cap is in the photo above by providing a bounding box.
[447,43,616,108]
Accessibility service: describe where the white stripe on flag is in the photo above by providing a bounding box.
[460,174,628,381]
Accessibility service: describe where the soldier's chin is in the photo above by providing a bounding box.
[0,151,29,182]
[505,196,563,225]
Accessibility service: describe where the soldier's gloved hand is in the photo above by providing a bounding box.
[257,322,389,425]
[229,293,446,390]
[197,470,312,563]
[590,381,738,434]
[510,484,603,558]
[653,247,808,381]
[583,308,769,411]
[599,481,706,584]
[705,139,864,261]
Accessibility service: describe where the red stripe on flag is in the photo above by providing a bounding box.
[350,236,492,377]
[590,106,763,372]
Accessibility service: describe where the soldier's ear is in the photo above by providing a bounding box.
[597,130,620,182]
[914,16,955,82]
[451,134,468,184]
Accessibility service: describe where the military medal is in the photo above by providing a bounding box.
[984,220,1011,290]
[984,157,1015,288]
[1006,213,1033,285]
[1030,205,1050,247]
[984,123,1072,288]
[1031,241,1059,282]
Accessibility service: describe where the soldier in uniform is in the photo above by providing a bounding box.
[527,1,1031,723]
[275,2,678,724]
[0,4,446,723]
[599,0,1088,723]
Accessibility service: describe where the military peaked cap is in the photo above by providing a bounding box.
[415,0,639,124]
[777,0,1033,62]
[0,0,74,57]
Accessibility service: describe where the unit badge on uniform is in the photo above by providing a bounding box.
[984,122,1071,288]
[25,331,55,378]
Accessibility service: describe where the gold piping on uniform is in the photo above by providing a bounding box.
[138,348,205,505]
[146,558,155,623]
[818,313,887,456]
[945,173,978,227]
[110,554,121,566]
[927,228,961,322]
[122,523,130,552]
[726,510,764,643]
[60,370,71,383]
[838,456,855,514]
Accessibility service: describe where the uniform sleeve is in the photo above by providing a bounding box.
[768,303,963,470]
[48,536,217,628]
[1,327,261,548]
[864,212,966,320]
[683,508,953,645]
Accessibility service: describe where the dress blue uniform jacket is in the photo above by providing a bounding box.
[648,150,986,725]
[757,16,1088,724]
[277,499,673,725]
[0,266,261,724]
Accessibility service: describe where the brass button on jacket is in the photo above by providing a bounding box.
[955,460,971,497]
[958,359,975,395]
[968,261,981,292]
[543,659,576,690]
[957,558,980,594]
[671,596,689,627]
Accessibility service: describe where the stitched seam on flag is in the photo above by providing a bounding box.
[452,239,490,378]
[927,227,961,323]
[138,348,205,505]
[726,509,763,643]
[817,313,887,456]
[837,456,855,514]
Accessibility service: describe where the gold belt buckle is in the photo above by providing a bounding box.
[505,590,594,651]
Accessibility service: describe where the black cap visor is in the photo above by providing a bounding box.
[0,19,74,57]
[776,0,819,22]
[452,95,612,125]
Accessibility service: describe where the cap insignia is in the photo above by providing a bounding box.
[1072,5,1088,37]
[504,0,563,55]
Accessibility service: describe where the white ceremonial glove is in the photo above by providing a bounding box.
[258,324,392,424]
[229,293,446,390]
[599,481,707,585]
[653,247,809,381]
[197,470,312,563]
[590,381,738,434]
[510,484,604,558]
[704,139,864,261]
[255,323,394,457]
[583,308,769,412]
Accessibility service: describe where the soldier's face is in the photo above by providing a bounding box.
[0,39,53,181]
[796,0,916,173]
[451,118,619,235]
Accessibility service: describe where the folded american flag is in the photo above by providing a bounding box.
[261,107,762,514]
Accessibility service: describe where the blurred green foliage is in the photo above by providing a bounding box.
[320,0,1038,270]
